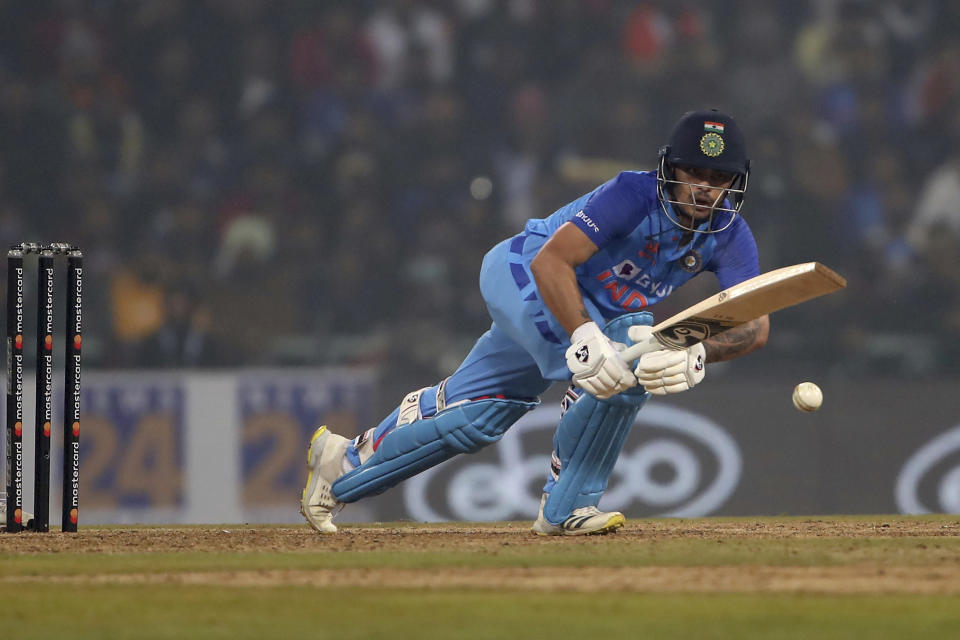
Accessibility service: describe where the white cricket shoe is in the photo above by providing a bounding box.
[300,425,351,534]
[531,493,625,536]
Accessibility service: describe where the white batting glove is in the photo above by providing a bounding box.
[565,321,637,399]
[634,342,706,395]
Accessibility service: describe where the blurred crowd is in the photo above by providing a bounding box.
[1,0,959,377]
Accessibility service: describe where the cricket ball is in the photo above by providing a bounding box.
[792,382,823,412]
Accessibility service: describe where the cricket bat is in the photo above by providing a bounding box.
[620,262,846,360]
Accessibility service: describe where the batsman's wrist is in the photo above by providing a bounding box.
[570,321,600,343]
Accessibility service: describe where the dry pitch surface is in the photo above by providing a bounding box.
[3,517,959,595]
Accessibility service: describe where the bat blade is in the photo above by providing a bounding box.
[621,262,846,360]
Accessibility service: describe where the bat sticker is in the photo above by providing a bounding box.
[655,320,712,348]
[654,318,737,349]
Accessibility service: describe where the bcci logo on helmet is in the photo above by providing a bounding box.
[700,132,725,157]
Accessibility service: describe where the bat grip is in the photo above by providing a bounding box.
[620,334,675,363]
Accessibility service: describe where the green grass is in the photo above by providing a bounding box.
[3,586,960,640]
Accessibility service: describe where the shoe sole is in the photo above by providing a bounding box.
[573,512,625,536]
[300,426,337,534]
[532,513,625,536]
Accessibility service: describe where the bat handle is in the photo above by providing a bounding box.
[620,334,671,363]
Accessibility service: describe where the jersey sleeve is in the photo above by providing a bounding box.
[709,218,761,289]
[569,172,652,249]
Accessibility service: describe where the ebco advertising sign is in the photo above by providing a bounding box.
[403,404,742,522]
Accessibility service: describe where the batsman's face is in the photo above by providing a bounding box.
[671,165,736,221]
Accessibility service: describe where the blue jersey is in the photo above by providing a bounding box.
[520,170,759,319]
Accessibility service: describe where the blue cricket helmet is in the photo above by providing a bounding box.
[656,109,751,233]
[659,109,750,176]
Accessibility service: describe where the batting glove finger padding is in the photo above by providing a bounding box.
[635,342,706,395]
[566,322,637,399]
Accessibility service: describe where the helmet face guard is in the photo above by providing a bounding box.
[656,153,750,233]
[656,109,751,234]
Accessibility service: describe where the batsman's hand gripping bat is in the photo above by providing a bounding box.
[620,262,846,362]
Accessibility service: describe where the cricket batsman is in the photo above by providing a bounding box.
[302,109,769,534]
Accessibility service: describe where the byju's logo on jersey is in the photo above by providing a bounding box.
[603,262,676,301]
[575,210,600,234]
[613,260,639,279]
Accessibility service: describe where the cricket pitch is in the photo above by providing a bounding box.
[1,516,959,639]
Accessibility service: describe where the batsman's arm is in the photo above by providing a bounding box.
[529,222,600,335]
[702,315,769,363]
